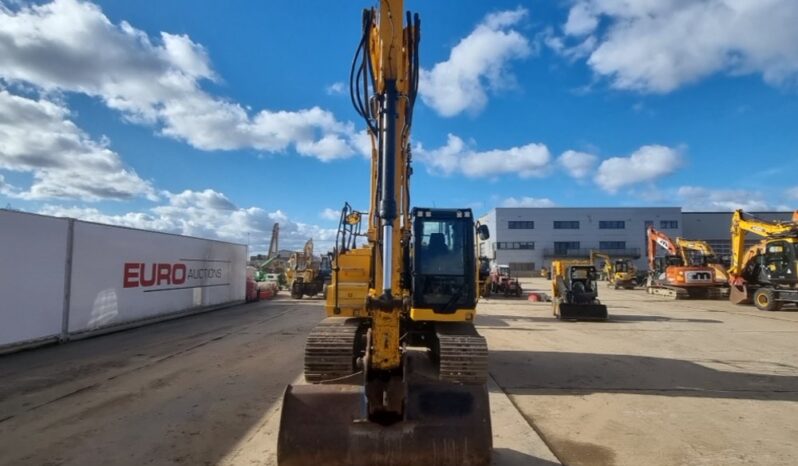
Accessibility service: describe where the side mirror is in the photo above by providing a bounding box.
[477,224,490,241]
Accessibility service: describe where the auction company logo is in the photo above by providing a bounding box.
[123,262,223,288]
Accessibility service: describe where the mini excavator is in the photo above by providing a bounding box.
[277,2,492,465]
[589,250,637,289]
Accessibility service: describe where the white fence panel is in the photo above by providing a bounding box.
[68,221,246,334]
[0,211,69,348]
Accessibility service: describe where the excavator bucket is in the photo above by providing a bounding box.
[729,283,751,304]
[277,382,492,466]
[556,302,609,321]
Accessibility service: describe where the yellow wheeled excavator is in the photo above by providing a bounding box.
[277,2,492,465]
[728,209,798,310]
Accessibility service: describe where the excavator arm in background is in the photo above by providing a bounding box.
[268,223,279,259]
[728,209,798,308]
[590,250,612,276]
[646,226,679,271]
[729,209,798,278]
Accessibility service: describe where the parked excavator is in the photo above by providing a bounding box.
[646,226,726,299]
[728,209,798,311]
[675,237,729,286]
[285,239,331,299]
[277,3,492,465]
[589,250,637,289]
[551,259,608,320]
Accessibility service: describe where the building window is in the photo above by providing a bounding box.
[509,262,535,272]
[508,221,535,229]
[496,241,535,250]
[553,221,580,229]
[660,220,679,229]
[600,241,626,250]
[554,241,580,253]
[599,220,625,229]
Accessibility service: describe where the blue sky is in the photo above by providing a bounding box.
[1,0,797,252]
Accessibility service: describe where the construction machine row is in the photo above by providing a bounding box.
[264,2,797,464]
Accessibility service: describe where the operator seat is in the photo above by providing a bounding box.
[428,233,448,255]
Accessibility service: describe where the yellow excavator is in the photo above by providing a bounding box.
[675,238,729,285]
[285,239,332,299]
[728,209,798,311]
[277,2,492,465]
[589,250,637,289]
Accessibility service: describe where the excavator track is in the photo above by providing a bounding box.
[647,285,690,299]
[304,317,363,383]
[435,324,488,385]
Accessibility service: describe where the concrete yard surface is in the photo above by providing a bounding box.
[2,280,798,465]
[485,278,798,466]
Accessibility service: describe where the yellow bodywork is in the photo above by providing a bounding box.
[410,308,475,322]
[675,238,729,283]
[325,245,372,317]
[322,0,479,373]
[550,259,590,298]
[589,250,636,287]
[729,209,798,278]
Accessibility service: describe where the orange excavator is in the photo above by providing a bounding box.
[646,226,726,299]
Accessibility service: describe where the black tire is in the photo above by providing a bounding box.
[753,288,781,312]
[291,283,303,299]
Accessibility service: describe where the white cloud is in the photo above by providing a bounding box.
[320,208,340,221]
[39,188,337,252]
[558,150,598,179]
[787,187,798,200]
[595,145,682,193]
[500,197,556,208]
[0,89,156,201]
[564,2,599,37]
[325,82,345,95]
[677,186,772,212]
[419,7,532,117]
[555,0,798,93]
[415,134,551,179]
[0,0,364,161]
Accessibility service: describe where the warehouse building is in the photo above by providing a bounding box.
[478,207,795,275]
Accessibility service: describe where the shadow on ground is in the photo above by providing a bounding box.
[492,448,561,466]
[477,314,722,327]
[491,350,798,401]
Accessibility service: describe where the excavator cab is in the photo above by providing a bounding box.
[411,208,478,312]
[753,241,798,285]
